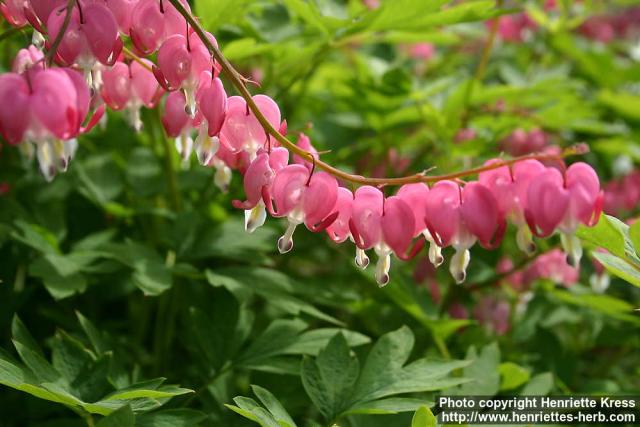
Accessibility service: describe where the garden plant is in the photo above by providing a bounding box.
[0,0,639,426]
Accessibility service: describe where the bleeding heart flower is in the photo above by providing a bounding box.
[232,147,289,233]
[129,0,190,54]
[397,183,443,267]
[192,72,226,165]
[0,68,100,181]
[479,159,545,254]
[161,90,193,161]
[1,0,29,26]
[12,45,44,74]
[325,187,353,244]
[153,31,216,117]
[102,59,160,131]
[47,2,123,86]
[220,95,281,159]
[105,0,138,34]
[526,163,602,266]
[349,186,419,286]
[292,133,319,172]
[424,181,503,283]
[264,165,338,254]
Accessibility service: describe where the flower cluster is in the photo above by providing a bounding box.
[603,170,640,217]
[0,0,605,286]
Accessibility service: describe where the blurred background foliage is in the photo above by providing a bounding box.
[1,0,640,426]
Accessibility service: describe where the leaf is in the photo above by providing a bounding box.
[251,385,297,427]
[232,397,282,427]
[576,214,630,259]
[136,409,207,427]
[282,0,330,36]
[301,333,359,421]
[499,362,530,391]
[450,343,500,396]
[11,220,60,254]
[630,221,640,253]
[347,398,433,415]
[598,90,640,121]
[593,251,640,288]
[520,373,554,396]
[412,406,437,427]
[95,405,134,427]
[195,0,251,31]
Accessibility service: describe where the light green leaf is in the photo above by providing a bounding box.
[630,221,640,252]
[412,405,437,427]
[346,398,433,415]
[251,385,297,427]
[593,251,640,288]
[451,343,500,396]
[521,373,554,396]
[499,362,530,391]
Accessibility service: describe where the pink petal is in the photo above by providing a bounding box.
[270,164,309,217]
[526,168,569,237]
[460,182,500,247]
[82,3,120,65]
[196,74,227,136]
[157,34,191,89]
[350,186,384,249]
[161,91,190,137]
[326,187,353,243]
[304,172,338,230]
[382,196,415,255]
[131,59,160,107]
[424,180,461,247]
[0,73,30,144]
[101,61,131,110]
[30,69,78,139]
[565,162,601,225]
[396,183,429,236]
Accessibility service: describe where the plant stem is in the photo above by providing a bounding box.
[46,0,75,66]
[156,109,182,211]
[167,0,585,187]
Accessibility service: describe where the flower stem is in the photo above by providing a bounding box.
[45,0,75,66]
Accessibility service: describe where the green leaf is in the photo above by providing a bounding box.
[451,343,500,396]
[630,221,640,252]
[11,220,60,254]
[251,385,297,427]
[592,251,640,288]
[347,398,433,415]
[136,409,207,427]
[576,214,630,259]
[412,405,437,427]
[301,333,359,421]
[598,90,640,121]
[282,0,330,36]
[95,405,134,427]
[521,373,554,396]
[195,0,251,31]
[499,362,530,391]
[12,341,61,384]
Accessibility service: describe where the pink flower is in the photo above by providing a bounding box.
[397,183,443,267]
[479,159,546,254]
[12,45,44,74]
[232,148,289,233]
[264,166,339,254]
[0,68,101,180]
[325,187,353,244]
[47,2,123,81]
[473,296,511,335]
[154,32,217,116]
[349,186,421,286]
[161,91,193,161]
[454,128,476,144]
[501,128,548,156]
[220,95,281,158]
[524,249,579,287]
[24,0,65,33]
[526,162,602,265]
[292,133,318,172]
[192,72,227,165]
[424,181,504,283]
[105,0,138,35]
[101,59,160,131]
[406,43,435,61]
[129,0,191,54]
[0,0,29,27]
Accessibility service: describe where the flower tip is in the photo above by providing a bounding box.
[376,273,390,287]
[277,236,293,254]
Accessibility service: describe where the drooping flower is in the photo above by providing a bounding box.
[161,90,193,161]
[0,68,101,180]
[479,159,545,254]
[220,95,281,159]
[101,59,161,131]
[396,183,443,267]
[47,2,123,85]
[153,31,216,116]
[129,0,191,54]
[232,147,289,233]
[526,162,602,265]
[264,165,339,254]
[1,0,29,27]
[349,186,421,286]
[424,181,504,283]
[192,72,227,165]
[325,187,354,244]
